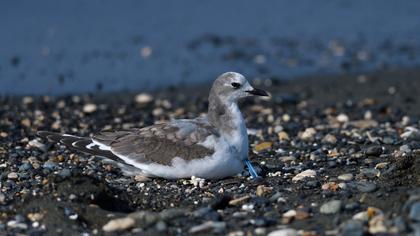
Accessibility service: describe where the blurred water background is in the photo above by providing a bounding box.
[1,0,420,95]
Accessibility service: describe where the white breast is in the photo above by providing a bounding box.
[225,103,249,160]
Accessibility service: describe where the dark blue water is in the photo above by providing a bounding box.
[1,0,420,95]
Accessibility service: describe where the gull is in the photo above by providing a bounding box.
[38,72,269,179]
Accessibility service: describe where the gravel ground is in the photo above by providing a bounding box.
[1,68,420,235]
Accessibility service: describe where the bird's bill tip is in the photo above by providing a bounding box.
[246,88,269,97]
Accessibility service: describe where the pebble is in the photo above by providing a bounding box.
[256,185,273,197]
[360,168,379,178]
[374,162,389,169]
[135,93,153,104]
[267,228,298,236]
[255,142,272,152]
[322,182,340,191]
[320,200,342,214]
[155,221,167,231]
[369,215,387,234]
[338,173,354,181]
[322,134,337,144]
[344,202,360,211]
[401,127,420,141]
[228,231,244,236]
[7,221,28,230]
[292,169,316,182]
[278,131,290,141]
[283,209,297,218]
[19,163,32,171]
[409,202,420,222]
[279,156,296,162]
[28,139,47,151]
[365,146,383,156]
[83,103,97,113]
[300,128,317,140]
[356,181,377,193]
[339,220,364,236]
[188,221,226,234]
[229,196,250,206]
[43,161,57,170]
[0,193,5,204]
[102,217,135,232]
[400,144,411,153]
[255,227,267,235]
[337,113,349,123]
[57,169,72,178]
[7,172,18,179]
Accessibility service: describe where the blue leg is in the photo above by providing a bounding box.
[244,159,259,178]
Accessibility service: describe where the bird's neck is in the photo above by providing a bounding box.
[208,93,246,137]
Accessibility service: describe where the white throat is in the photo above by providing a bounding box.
[222,102,249,160]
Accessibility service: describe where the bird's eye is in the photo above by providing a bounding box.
[231,82,241,89]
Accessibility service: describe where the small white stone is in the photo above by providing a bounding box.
[255,227,267,235]
[292,169,316,182]
[267,228,298,236]
[28,139,46,151]
[401,127,420,141]
[282,209,297,218]
[135,93,153,104]
[102,217,135,232]
[337,113,349,123]
[300,128,317,140]
[83,103,97,113]
[7,172,18,179]
[338,173,353,181]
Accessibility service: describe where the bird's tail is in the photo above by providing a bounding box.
[37,131,146,177]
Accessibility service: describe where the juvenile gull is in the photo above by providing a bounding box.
[38,72,268,179]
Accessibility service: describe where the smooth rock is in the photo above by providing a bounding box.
[338,173,354,181]
[365,146,382,156]
[300,128,317,140]
[7,172,18,179]
[409,202,420,222]
[356,181,377,193]
[360,168,379,178]
[103,217,135,232]
[43,161,57,170]
[292,169,316,182]
[229,196,250,206]
[19,163,32,171]
[278,131,290,141]
[256,185,273,197]
[340,220,364,236]
[255,142,272,152]
[7,220,28,230]
[83,103,97,113]
[135,93,153,104]
[369,215,387,234]
[322,134,337,144]
[28,139,47,151]
[267,228,298,236]
[337,114,349,123]
[57,169,72,178]
[0,193,5,204]
[279,156,296,162]
[188,221,226,234]
[320,200,342,214]
[400,144,412,153]
[401,127,420,141]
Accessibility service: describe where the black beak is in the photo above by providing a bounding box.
[246,88,269,96]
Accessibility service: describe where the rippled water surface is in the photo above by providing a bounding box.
[1,0,420,94]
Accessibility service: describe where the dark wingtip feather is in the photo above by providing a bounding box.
[37,131,65,142]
